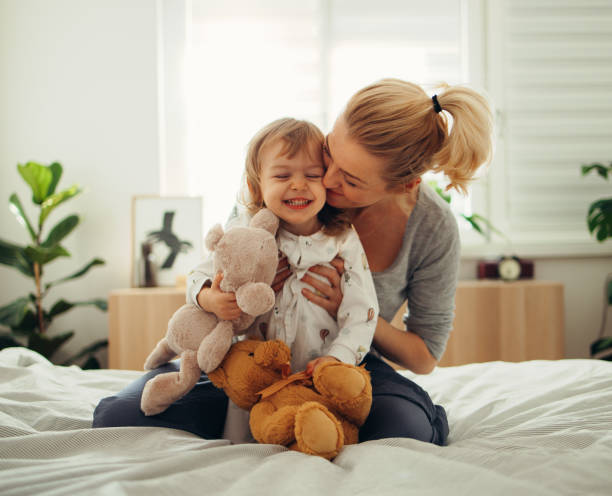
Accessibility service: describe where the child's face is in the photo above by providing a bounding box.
[259,139,326,236]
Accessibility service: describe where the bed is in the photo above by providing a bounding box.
[1,347,611,496]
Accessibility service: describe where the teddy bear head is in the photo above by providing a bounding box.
[205,208,279,318]
[208,339,291,410]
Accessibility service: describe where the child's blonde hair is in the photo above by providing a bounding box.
[343,79,493,194]
[242,117,349,235]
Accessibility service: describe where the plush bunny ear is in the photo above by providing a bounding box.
[205,224,224,251]
[250,208,279,235]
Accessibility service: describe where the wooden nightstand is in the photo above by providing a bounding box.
[391,280,565,367]
[108,287,186,370]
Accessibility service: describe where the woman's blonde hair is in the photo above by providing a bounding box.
[242,117,349,235]
[343,78,493,194]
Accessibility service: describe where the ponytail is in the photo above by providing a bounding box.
[343,79,493,194]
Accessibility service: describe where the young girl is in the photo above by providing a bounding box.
[190,117,379,375]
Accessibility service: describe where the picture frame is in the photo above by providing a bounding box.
[131,196,203,287]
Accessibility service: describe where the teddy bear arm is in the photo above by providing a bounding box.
[250,402,299,446]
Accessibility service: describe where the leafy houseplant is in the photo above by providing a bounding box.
[0,162,108,368]
[581,162,612,360]
[429,180,508,243]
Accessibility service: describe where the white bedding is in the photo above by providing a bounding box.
[1,347,611,496]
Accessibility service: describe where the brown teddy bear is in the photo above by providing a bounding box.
[140,209,279,416]
[208,339,372,460]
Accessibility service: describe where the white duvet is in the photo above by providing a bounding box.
[1,347,611,496]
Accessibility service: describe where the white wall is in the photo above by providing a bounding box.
[0,0,609,366]
[0,0,160,363]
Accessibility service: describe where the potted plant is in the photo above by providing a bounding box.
[582,162,612,360]
[0,162,107,368]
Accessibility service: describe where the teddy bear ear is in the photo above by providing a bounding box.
[250,208,279,235]
[205,224,224,251]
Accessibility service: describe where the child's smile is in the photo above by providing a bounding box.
[259,140,326,236]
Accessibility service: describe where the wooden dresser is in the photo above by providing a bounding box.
[109,280,565,370]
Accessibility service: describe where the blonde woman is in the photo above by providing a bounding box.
[276,79,493,443]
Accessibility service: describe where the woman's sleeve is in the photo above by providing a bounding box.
[403,215,460,361]
[326,230,379,365]
[185,204,250,307]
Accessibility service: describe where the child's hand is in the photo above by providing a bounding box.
[305,356,339,376]
[197,272,242,320]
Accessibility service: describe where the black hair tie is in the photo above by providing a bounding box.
[432,94,442,113]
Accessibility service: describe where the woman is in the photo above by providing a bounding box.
[287,79,493,443]
[93,79,493,446]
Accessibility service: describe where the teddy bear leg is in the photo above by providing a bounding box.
[250,402,299,446]
[294,402,344,460]
[143,338,176,370]
[140,350,201,416]
[313,362,372,426]
[340,418,359,445]
[197,321,234,373]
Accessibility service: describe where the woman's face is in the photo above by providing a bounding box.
[322,117,392,209]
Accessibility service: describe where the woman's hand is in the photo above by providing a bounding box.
[300,257,344,318]
[272,256,291,293]
[305,355,339,376]
[196,272,242,320]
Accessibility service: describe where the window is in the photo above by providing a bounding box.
[481,0,612,256]
[159,0,469,234]
[159,0,611,256]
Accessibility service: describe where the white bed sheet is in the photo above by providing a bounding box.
[1,347,611,496]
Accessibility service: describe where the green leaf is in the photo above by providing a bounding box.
[47,162,63,197]
[587,198,612,243]
[27,330,74,360]
[17,162,54,204]
[10,310,38,335]
[45,258,105,289]
[0,297,31,328]
[24,244,70,265]
[9,193,37,241]
[39,185,81,227]
[48,298,107,318]
[428,180,451,204]
[0,333,24,350]
[62,338,108,367]
[41,215,79,248]
[0,238,34,277]
[581,163,611,180]
[608,279,612,306]
[461,214,484,235]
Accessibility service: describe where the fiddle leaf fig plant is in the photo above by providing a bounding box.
[0,162,107,368]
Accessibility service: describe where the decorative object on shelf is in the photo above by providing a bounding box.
[477,257,534,281]
[0,162,107,368]
[131,196,202,287]
[581,162,612,360]
[138,240,158,287]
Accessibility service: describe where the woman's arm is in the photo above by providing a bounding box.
[371,317,437,374]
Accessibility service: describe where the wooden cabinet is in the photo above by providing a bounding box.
[391,280,565,367]
[108,280,565,370]
[108,287,185,370]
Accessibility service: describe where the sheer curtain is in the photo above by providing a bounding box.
[160,0,468,234]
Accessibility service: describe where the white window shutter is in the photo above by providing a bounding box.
[489,0,612,250]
